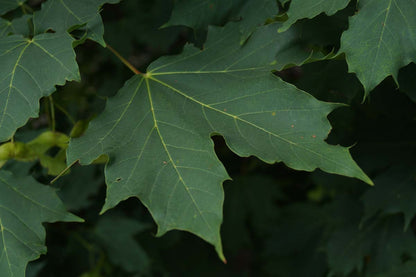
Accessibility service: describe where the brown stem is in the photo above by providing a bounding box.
[106,44,141,75]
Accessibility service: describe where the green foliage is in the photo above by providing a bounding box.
[94,215,150,274]
[0,33,79,141]
[1,0,416,276]
[341,0,416,95]
[279,0,350,32]
[0,170,81,276]
[33,0,120,46]
[0,0,26,16]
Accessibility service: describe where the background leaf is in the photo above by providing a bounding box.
[361,165,416,230]
[279,0,350,32]
[94,214,150,274]
[0,0,26,15]
[0,170,82,277]
[33,0,120,45]
[341,0,416,94]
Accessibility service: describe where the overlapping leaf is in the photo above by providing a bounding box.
[279,0,350,32]
[238,0,278,42]
[0,18,10,38]
[0,33,79,142]
[165,0,277,40]
[0,15,32,39]
[341,0,416,95]
[33,0,120,45]
[68,22,371,259]
[0,170,82,277]
[0,0,26,15]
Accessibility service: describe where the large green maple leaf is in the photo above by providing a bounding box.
[0,170,82,277]
[0,33,79,142]
[68,23,371,259]
[279,0,351,32]
[341,0,416,95]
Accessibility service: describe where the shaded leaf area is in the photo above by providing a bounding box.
[0,0,26,16]
[102,0,188,57]
[53,164,104,211]
[341,0,416,95]
[33,0,120,45]
[94,214,151,274]
[274,4,355,70]
[373,262,416,277]
[68,21,370,259]
[0,170,82,277]
[362,165,416,231]
[164,0,278,41]
[29,199,153,277]
[286,59,363,104]
[398,63,416,103]
[279,0,350,32]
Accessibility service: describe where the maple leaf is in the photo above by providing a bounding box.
[68,23,371,259]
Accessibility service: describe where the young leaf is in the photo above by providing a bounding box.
[0,170,82,277]
[68,22,371,259]
[341,0,416,95]
[0,33,79,142]
[279,0,350,32]
[0,0,26,15]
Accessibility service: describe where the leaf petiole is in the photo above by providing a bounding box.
[50,159,78,184]
[49,96,56,132]
[106,44,141,75]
